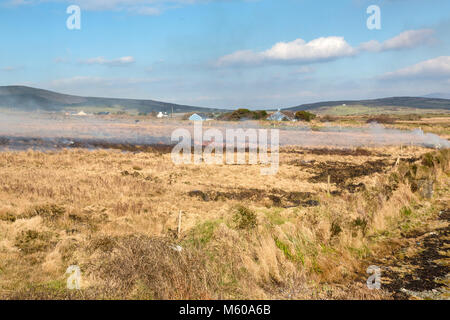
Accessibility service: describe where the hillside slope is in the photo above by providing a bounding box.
[285,97,450,112]
[0,86,225,113]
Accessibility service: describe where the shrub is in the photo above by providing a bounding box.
[229,109,252,121]
[252,110,268,120]
[295,111,316,122]
[22,204,65,220]
[93,235,215,299]
[220,109,268,121]
[232,205,257,230]
[330,221,342,237]
[352,217,368,235]
[15,230,57,254]
[421,153,435,168]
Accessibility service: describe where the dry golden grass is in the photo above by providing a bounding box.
[0,145,448,299]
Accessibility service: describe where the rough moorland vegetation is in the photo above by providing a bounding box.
[0,145,448,299]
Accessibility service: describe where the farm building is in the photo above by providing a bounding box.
[267,110,293,121]
[157,112,169,118]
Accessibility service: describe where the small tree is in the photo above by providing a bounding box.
[295,111,316,122]
[252,110,268,120]
[229,108,252,121]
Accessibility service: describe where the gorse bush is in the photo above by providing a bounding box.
[233,205,257,230]
[295,111,316,122]
[220,109,268,121]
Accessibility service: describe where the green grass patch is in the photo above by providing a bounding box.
[400,206,413,217]
[274,238,295,261]
[348,245,371,259]
[186,219,222,248]
[264,208,286,226]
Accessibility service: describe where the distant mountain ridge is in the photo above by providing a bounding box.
[2,86,450,115]
[0,86,226,113]
[284,96,450,112]
[422,93,450,100]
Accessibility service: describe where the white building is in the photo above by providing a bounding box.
[267,110,292,121]
[157,111,168,118]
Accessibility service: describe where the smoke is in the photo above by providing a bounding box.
[0,112,448,151]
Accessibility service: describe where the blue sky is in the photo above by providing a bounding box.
[1,0,449,108]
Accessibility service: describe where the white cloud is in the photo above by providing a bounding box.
[217,29,437,68]
[265,37,356,61]
[217,36,356,67]
[216,50,263,66]
[381,56,450,80]
[360,29,434,52]
[79,56,135,66]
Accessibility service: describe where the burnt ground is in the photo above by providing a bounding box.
[284,147,381,157]
[0,136,175,154]
[289,159,393,191]
[0,136,282,155]
[0,136,398,158]
[366,208,450,300]
[70,140,174,154]
[187,157,413,206]
[188,188,320,208]
[307,160,391,185]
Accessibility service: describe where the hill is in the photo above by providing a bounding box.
[284,97,450,115]
[0,86,226,113]
[422,93,450,100]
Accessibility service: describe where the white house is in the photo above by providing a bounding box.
[157,111,168,118]
[267,110,292,121]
